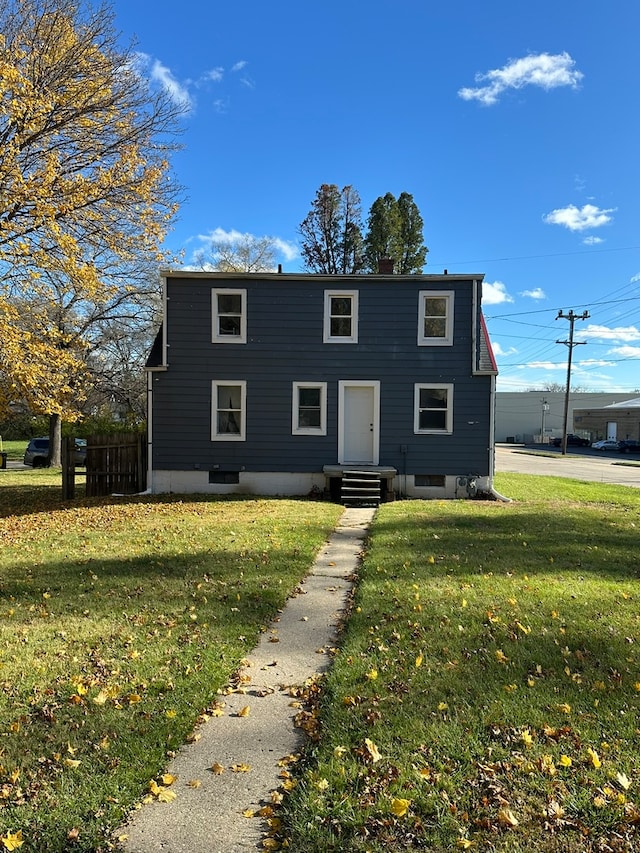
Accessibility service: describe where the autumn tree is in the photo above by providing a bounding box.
[298,184,363,274]
[0,0,183,463]
[363,191,428,273]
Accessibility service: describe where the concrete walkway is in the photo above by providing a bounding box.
[119,506,375,853]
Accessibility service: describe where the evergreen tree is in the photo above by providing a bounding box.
[363,192,428,273]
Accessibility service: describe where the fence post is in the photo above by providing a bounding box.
[61,436,75,500]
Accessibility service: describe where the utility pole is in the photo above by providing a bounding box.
[556,309,589,455]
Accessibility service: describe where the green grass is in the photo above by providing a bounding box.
[281,474,640,852]
[0,468,343,852]
[0,440,27,462]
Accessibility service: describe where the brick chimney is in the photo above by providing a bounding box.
[378,257,395,274]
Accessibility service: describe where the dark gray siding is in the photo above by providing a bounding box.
[150,274,494,476]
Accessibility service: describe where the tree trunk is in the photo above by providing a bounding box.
[48,413,62,467]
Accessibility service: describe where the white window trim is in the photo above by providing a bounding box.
[414,383,453,434]
[323,290,359,343]
[292,382,327,435]
[212,288,247,344]
[211,380,246,441]
[417,290,454,346]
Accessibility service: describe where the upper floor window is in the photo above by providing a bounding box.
[212,289,246,343]
[292,382,327,435]
[418,290,454,346]
[414,384,453,434]
[323,290,358,343]
[212,381,246,441]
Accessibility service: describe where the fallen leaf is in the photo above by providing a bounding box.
[616,772,631,791]
[236,706,250,718]
[587,747,602,769]
[497,807,519,827]
[210,763,225,775]
[231,763,251,773]
[1,830,24,850]
[162,773,177,786]
[187,779,202,788]
[157,788,177,803]
[390,797,410,817]
[364,738,382,763]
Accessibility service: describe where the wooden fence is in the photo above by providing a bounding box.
[62,433,146,499]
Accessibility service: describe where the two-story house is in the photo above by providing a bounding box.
[146,270,498,501]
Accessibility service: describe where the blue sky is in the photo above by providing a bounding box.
[111,0,640,394]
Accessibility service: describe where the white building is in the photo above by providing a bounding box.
[495,392,627,443]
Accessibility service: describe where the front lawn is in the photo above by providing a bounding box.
[280,474,640,852]
[0,469,342,852]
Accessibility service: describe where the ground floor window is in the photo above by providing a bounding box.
[212,381,246,441]
[414,383,453,433]
[292,382,327,435]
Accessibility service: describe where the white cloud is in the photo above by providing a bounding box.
[583,235,604,245]
[149,59,193,111]
[204,67,224,83]
[458,52,583,106]
[608,345,640,358]
[582,325,640,342]
[481,280,514,305]
[578,358,616,367]
[231,61,248,73]
[520,288,546,300]
[629,272,640,283]
[543,203,615,231]
[492,342,517,357]
[193,228,299,263]
[526,361,566,370]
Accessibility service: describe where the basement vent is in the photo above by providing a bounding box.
[414,474,446,488]
[209,471,240,484]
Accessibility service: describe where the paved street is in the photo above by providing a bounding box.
[496,444,640,489]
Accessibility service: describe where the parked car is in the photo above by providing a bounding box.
[23,437,87,467]
[551,434,591,448]
[591,439,620,451]
[617,439,640,454]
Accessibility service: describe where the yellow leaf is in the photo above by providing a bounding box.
[243,809,255,818]
[313,778,329,791]
[237,706,250,717]
[161,773,177,786]
[457,840,475,849]
[231,763,251,773]
[497,807,519,827]
[587,747,602,769]
[187,779,202,788]
[210,762,225,775]
[364,738,382,763]
[558,755,573,768]
[1,830,24,850]
[165,709,177,718]
[438,701,449,711]
[157,788,177,803]
[333,746,347,757]
[366,669,378,681]
[390,797,410,817]
[63,758,81,769]
[557,703,571,714]
[92,690,109,706]
[521,729,533,747]
[415,654,423,668]
[127,694,142,704]
[495,649,508,664]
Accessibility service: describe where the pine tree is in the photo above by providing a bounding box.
[298,184,363,274]
[363,192,428,273]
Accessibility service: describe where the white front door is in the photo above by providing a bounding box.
[338,381,380,465]
[607,421,618,440]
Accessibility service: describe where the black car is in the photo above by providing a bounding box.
[551,434,591,448]
[24,437,87,467]
[618,439,640,454]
